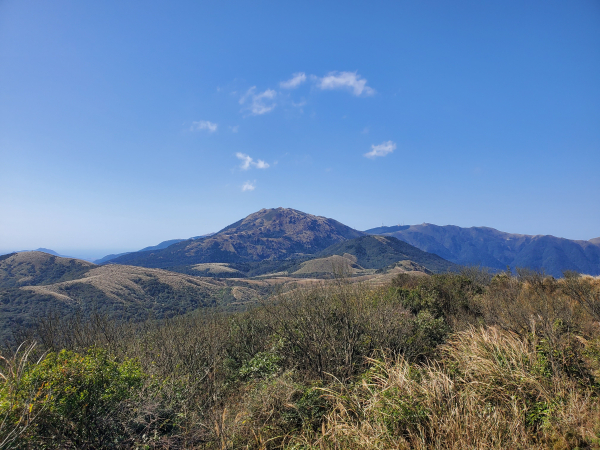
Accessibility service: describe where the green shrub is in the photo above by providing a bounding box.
[2,347,145,449]
[396,274,484,321]
[282,384,330,432]
[238,350,282,380]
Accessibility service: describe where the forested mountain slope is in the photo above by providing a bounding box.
[366,224,600,277]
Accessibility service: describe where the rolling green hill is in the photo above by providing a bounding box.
[317,235,457,273]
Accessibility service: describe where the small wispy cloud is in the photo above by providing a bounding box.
[239,87,277,115]
[365,140,396,158]
[254,159,269,169]
[237,152,253,170]
[242,181,256,191]
[316,71,375,96]
[236,152,270,170]
[229,125,239,133]
[280,72,307,89]
[190,120,218,132]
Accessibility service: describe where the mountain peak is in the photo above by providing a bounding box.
[105,208,364,268]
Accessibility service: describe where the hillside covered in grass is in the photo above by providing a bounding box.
[0,246,439,344]
[2,268,600,449]
[0,252,263,343]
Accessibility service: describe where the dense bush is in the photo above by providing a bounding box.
[1,347,147,449]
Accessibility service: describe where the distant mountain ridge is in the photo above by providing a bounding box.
[105,208,365,268]
[94,234,216,264]
[93,239,187,264]
[5,248,75,259]
[366,224,600,277]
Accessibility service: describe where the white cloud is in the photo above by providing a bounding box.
[190,120,218,132]
[236,152,270,170]
[239,87,277,115]
[229,125,239,133]
[242,181,256,191]
[254,159,269,169]
[316,71,375,96]
[365,140,396,158]
[280,72,307,89]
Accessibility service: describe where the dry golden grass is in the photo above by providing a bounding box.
[22,264,224,303]
[292,255,366,275]
[288,327,600,450]
[7,269,600,449]
[190,263,244,275]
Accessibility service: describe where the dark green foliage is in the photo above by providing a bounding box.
[132,276,217,316]
[282,384,329,431]
[408,310,449,358]
[238,350,282,380]
[378,386,430,436]
[393,272,485,332]
[0,288,74,344]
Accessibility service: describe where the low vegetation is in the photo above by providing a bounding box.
[2,269,600,449]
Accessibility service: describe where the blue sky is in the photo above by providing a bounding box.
[1,0,599,259]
